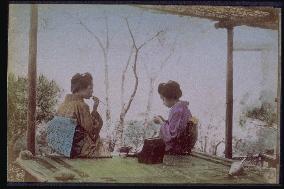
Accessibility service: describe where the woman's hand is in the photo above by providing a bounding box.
[153,115,164,124]
[189,116,199,125]
[158,115,166,122]
[92,96,100,111]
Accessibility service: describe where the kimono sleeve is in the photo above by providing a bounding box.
[91,110,103,137]
[76,103,96,134]
[160,110,183,143]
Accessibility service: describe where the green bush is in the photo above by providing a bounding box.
[7,73,61,160]
[245,102,277,127]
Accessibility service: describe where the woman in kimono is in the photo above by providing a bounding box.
[54,72,109,158]
[153,80,197,155]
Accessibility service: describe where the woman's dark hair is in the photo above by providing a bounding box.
[71,72,93,93]
[158,80,182,100]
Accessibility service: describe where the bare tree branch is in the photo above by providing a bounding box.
[160,48,175,70]
[78,19,105,53]
[124,52,139,114]
[125,17,164,51]
[105,15,110,51]
[138,30,164,50]
[125,18,137,50]
[234,138,242,149]
[253,123,278,131]
[121,45,134,110]
[141,30,178,132]
[213,140,224,155]
[114,17,163,151]
[113,49,139,151]
[75,15,112,135]
[123,18,161,114]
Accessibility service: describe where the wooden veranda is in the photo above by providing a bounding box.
[15,151,274,183]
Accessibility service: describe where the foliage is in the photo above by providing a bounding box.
[7,73,61,159]
[195,115,225,156]
[36,75,61,124]
[245,102,277,127]
[239,90,277,128]
[123,120,160,152]
[8,74,28,143]
[236,93,278,156]
[7,163,25,182]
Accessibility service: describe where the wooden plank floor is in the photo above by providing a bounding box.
[15,153,269,183]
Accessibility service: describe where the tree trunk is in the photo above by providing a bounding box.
[204,136,208,153]
[143,77,155,129]
[77,17,112,137]
[103,52,111,131]
[141,37,174,139]
[120,46,133,115]
[113,49,139,152]
[199,140,204,152]
[113,112,126,152]
[112,18,161,152]
[121,73,125,111]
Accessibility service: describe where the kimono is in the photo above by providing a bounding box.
[159,101,197,154]
[53,94,110,158]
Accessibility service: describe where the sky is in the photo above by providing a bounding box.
[8,4,279,141]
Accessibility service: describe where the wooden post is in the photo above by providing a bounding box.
[276,11,281,183]
[225,27,233,159]
[215,21,234,159]
[27,4,38,155]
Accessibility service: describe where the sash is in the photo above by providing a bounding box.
[46,116,77,157]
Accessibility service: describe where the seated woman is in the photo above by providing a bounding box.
[153,80,197,155]
[48,72,110,158]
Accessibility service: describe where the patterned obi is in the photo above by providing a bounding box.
[46,116,79,157]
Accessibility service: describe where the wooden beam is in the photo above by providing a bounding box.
[233,48,264,51]
[215,19,278,30]
[215,20,236,29]
[225,27,234,159]
[16,158,47,182]
[27,4,38,155]
[259,153,278,168]
[138,5,279,30]
[191,150,235,167]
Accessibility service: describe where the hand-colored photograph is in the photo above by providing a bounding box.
[7,4,281,184]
